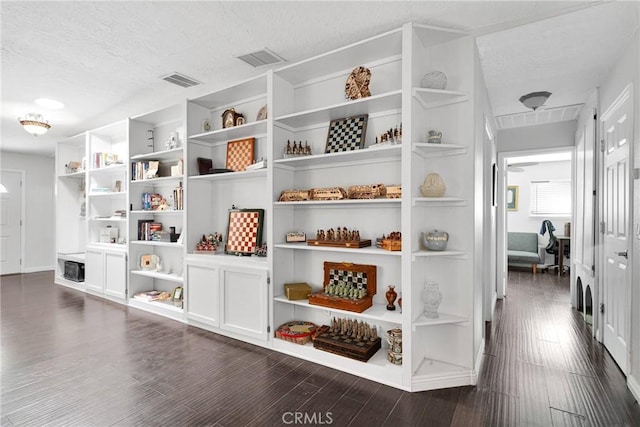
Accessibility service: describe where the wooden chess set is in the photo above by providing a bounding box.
[308,262,376,313]
[307,227,371,249]
[313,317,381,362]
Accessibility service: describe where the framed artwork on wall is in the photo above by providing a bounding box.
[507,185,519,211]
[225,208,265,255]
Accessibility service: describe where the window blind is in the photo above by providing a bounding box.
[530,180,572,216]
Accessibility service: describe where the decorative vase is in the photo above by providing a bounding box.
[385,285,398,311]
[422,230,449,251]
[427,130,442,144]
[420,71,447,90]
[421,281,442,319]
[398,293,402,313]
[419,173,446,197]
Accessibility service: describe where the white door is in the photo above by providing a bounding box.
[0,171,22,275]
[220,266,269,341]
[104,250,127,300]
[601,84,633,374]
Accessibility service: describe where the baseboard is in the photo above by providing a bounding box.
[628,375,640,403]
[474,338,486,384]
[22,265,54,273]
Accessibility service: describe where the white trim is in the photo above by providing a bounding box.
[628,375,640,403]
[601,83,632,121]
[1,169,26,274]
[473,338,486,385]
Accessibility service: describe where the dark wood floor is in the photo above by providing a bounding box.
[1,271,639,426]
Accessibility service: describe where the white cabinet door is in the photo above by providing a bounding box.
[104,250,127,300]
[85,247,104,294]
[186,262,220,327]
[220,265,268,341]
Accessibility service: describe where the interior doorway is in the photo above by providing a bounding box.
[0,170,24,275]
[497,148,574,297]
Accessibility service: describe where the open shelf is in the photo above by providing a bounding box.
[88,164,127,175]
[130,147,183,161]
[130,241,183,248]
[87,242,127,251]
[272,338,403,389]
[188,74,267,110]
[412,312,467,330]
[274,27,402,85]
[274,243,401,256]
[130,175,183,185]
[188,120,267,144]
[412,143,468,158]
[412,88,468,109]
[185,253,268,268]
[130,210,183,215]
[274,199,401,208]
[274,144,401,169]
[54,276,86,290]
[57,252,86,263]
[87,191,126,198]
[130,270,183,284]
[88,217,127,222]
[412,197,467,207]
[412,250,467,260]
[58,170,86,178]
[274,296,402,325]
[412,357,475,391]
[189,169,266,182]
[274,90,402,129]
[128,298,184,321]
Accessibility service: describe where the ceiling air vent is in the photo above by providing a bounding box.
[161,72,202,88]
[237,48,286,68]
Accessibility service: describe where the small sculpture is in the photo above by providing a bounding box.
[421,71,447,90]
[421,281,442,319]
[345,66,371,100]
[420,173,446,197]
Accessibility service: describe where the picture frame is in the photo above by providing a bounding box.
[225,137,255,172]
[197,157,213,175]
[225,208,265,256]
[325,114,368,153]
[172,286,183,301]
[507,185,519,211]
[140,254,160,271]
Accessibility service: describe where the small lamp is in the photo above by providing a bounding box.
[19,113,51,136]
[519,91,552,111]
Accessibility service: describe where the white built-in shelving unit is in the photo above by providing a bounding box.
[55,22,488,392]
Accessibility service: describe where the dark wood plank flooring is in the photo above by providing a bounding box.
[2,271,639,426]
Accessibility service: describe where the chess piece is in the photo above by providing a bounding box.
[386,285,398,311]
[286,140,292,154]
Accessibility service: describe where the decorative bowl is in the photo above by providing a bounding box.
[422,230,449,251]
[421,71,447,90]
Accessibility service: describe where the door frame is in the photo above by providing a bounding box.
[496,147,575,298]
[0,169,26,275]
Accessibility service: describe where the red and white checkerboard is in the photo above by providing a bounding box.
[226,138,255,172]
[226,211,260,254]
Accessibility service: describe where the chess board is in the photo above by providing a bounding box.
[313,328,381,362]
[225,209,264,255]
[226,137,255,172]
[325,114,368,153]
[308,262,377,313]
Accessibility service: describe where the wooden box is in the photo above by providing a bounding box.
[385,185,401,198]
[313,329,381,362]
[307,239,372,249]
[308,262,377,313]
[284,282,312,300]
[380,239,401,251]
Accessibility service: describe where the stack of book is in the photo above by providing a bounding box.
[138,220,163,241]
[173,182,184,210]
[132,160,159,181]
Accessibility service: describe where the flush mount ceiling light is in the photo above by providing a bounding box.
[19,112,51,136]
[519,91,552,111]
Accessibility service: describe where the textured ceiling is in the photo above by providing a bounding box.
[1,1,637,156]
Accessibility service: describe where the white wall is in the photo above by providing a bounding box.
[497,121,577,153]
[507,160,572,264]
[0,151,55,272]
[598,28,640,398]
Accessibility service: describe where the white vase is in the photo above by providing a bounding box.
[421,281,442,319]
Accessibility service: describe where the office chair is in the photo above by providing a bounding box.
[540,220,569,274]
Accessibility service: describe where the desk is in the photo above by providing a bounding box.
[557,236,570,276]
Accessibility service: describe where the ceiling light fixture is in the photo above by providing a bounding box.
[19,113,51,136]
[519,91,552,111]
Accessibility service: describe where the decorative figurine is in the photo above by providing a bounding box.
[385,285,398,311]
[420,173,446,197]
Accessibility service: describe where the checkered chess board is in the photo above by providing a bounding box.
[226,138,254,172]
[226,211,260,254]
[328,268,368,289]
[325,115,367,153]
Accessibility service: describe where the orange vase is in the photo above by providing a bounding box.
[386,285,398,311]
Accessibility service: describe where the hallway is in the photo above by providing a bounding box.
[1,271,640,426]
